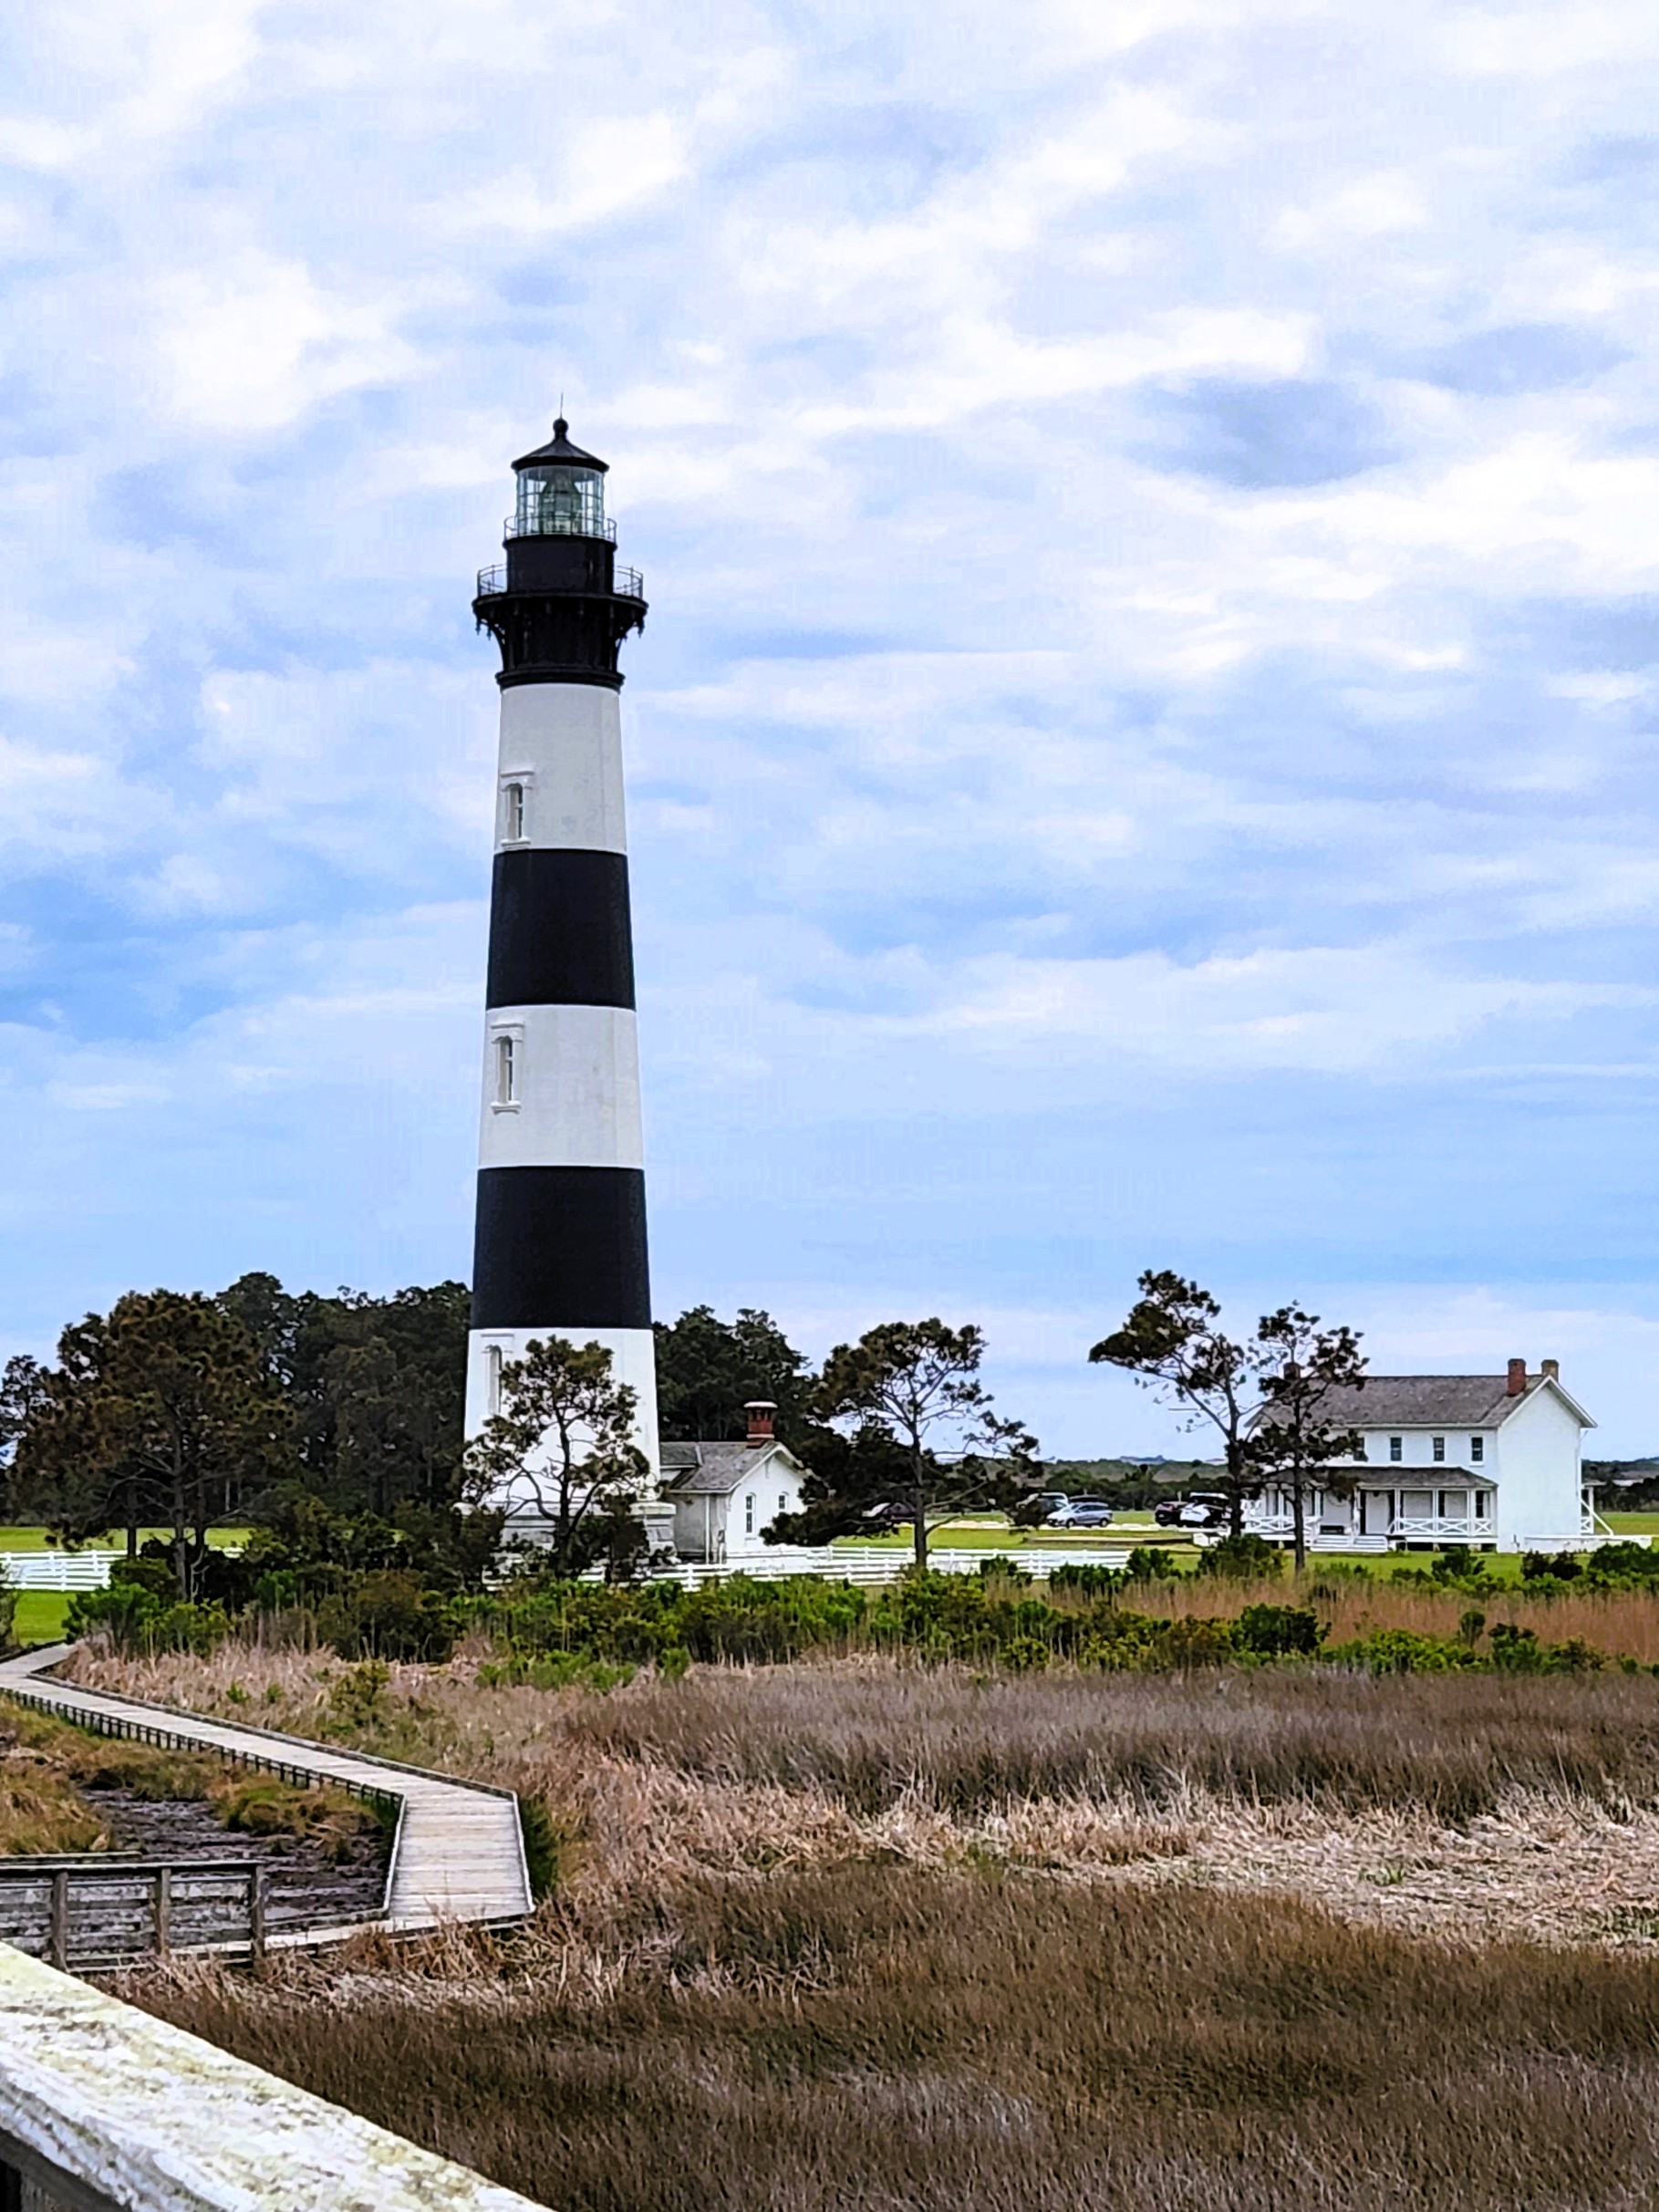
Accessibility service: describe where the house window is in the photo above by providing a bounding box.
[1474,1490,1492,1521]
[1470,1436,1484,1463]
[778,1495,787,1520]
[1432,1436,1446,1463]
[485,1345,503,1417]
[494,1034,518,1106]
[1388,1437,1402,1462]
[503,781,526,841]
[744,1494,755,1536]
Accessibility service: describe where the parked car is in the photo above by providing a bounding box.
[1045,1497,1115,1529]
[1155,1492,1229,1529]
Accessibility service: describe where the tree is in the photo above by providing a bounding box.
[1088,1271,1265,1537]
[778,1319,1039,1570]
[219,1273,470,1513]
[1250,1305,1367,1572]
[11,1292,296,1597]
[462,1335,650,1578]
[654,1305,814,1442]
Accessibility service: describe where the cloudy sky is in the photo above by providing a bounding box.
[5,0,1659,1455]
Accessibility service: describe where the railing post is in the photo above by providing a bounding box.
[48,1872,68,1972]
[250,1865,267,1961]
[154,1866,172,1958]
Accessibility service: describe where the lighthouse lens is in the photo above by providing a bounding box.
[515,466,606,538]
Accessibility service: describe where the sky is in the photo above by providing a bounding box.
[4,0,1659,1458]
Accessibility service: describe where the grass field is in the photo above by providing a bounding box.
[12,1592,71,1645]
[0,1526,251,1551]
[90,1646,1659,2212]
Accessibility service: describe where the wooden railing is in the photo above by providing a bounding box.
[0,1856,269,1972]
[0,1940,547,2212]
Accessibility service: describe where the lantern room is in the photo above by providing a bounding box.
[509,417,611,541]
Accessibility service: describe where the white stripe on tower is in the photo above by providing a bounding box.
[463,419,658,1516]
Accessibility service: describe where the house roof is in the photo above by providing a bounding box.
[658,1438,804,1497]
[1259,1374,1594,1432]
[1272,1464,1498,1488]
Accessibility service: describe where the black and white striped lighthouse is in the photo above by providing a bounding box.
[464,419,658,1501]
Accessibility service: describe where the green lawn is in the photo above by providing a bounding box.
[1604,1512,1659,1535]
[0,1526,251,1552]
[11,1592,71,1646]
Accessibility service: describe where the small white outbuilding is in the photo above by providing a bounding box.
[657,1402,810,1564]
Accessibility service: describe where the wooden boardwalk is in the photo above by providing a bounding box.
[0,1645,532,1937]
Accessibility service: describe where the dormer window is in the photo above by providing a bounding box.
[503,781,525,842]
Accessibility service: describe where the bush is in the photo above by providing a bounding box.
[1048,1562,1122,1596]
[1123,1548,1178,1583]
[1236,1604,1326,1659]
[1198,1534,1281,1580]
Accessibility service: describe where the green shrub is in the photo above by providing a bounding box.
[1328,1628,1474,1675]
[1198,1534,1281,1580]
[1048,1563,1122,1596]
[1235,1604,1325,1658]
[1124,1547,1178,1583]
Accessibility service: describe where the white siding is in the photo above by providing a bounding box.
[1491,1386,1586,1548]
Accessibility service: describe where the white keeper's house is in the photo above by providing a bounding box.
[657,1402,809,1565]
[1247,1358,1603,1553]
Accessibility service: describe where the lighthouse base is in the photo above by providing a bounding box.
[464,1323,661,1522]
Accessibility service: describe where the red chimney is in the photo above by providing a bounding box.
[1506,1357,1527,1397]
[744,1400,776,1445]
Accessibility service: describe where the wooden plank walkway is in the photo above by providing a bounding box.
[0,1646,532,1937]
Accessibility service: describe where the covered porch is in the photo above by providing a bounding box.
[1245,1479,1498,1550]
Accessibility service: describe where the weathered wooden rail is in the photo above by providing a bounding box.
[0,1645,531,1947]
[0,1858,270,1973]
[0,1940,547,2212]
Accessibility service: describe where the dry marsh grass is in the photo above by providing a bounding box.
[81,1644,1659,2206]
[127,1870,1659,2212]
[1124,1567,1659,1661]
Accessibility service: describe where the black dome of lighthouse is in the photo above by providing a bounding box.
[512,417,608,474]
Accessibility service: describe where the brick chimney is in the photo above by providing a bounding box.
[1507,1357,1527,1396]
[1540,1358,1560,1382]
[744,1400,776,1446]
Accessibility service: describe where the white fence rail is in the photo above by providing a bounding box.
[593,1544,1133,1589]
[0,1551,120,1591]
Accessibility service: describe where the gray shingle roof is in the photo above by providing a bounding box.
[1266,1376,1554,1429]
[658,1439,802,1497]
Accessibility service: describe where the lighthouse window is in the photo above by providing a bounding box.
[503,781,525,842]
[494,1034,518,1106]
[515,466,606,539]
[485,1345,503,1417]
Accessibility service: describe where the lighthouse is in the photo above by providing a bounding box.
[463,418,659,1507]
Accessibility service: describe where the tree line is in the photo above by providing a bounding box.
[0,1265,1367,1603]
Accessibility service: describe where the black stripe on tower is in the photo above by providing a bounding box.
[472,1166,650,1330]
[485,849,635,1010]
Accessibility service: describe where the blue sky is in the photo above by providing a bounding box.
[5,0,1659,1456]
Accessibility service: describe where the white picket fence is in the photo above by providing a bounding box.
[0,1549,121,1591]
[601,1544,1133,1589]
